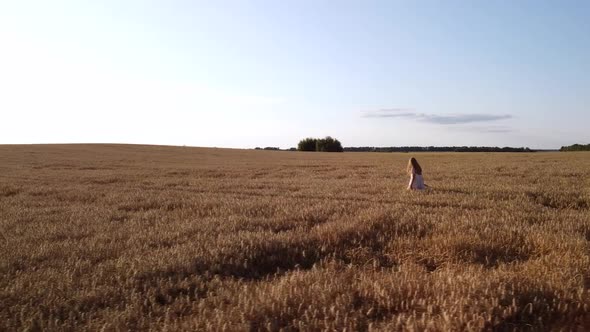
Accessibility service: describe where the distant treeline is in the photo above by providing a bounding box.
[254,147,297,151]
[344,146,534,152]
[560,144,590,151]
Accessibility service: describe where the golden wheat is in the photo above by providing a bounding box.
[1,144,589,331]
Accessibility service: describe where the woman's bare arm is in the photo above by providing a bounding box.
[408,173,415,190]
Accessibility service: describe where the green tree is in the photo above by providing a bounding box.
[316,136,343,152]
[297,138,317,151]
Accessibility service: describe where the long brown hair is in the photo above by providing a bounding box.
[407,157,422,175]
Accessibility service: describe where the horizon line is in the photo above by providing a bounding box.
[0,142,576,151]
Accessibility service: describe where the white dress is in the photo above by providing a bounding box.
[409,168,425,190]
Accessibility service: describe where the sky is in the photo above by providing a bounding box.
[1,1,589,149]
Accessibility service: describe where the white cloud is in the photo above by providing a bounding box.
[362,108,512,124]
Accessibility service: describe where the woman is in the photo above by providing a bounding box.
[407,157,426,190]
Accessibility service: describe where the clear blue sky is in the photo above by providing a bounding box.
[1,1,589,149]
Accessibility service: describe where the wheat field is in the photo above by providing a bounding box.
[1,144,589,331]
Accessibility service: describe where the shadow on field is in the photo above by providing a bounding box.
[134,212,434,293]
[431,187,470,195]
[126,210,438,316]
[525,191,589,210]
[411,200,485,210]
[488,291,555,331]
[454,242,532,268]
[0,185,21,197]
[483,289,586,331]
[195,226,393,281]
